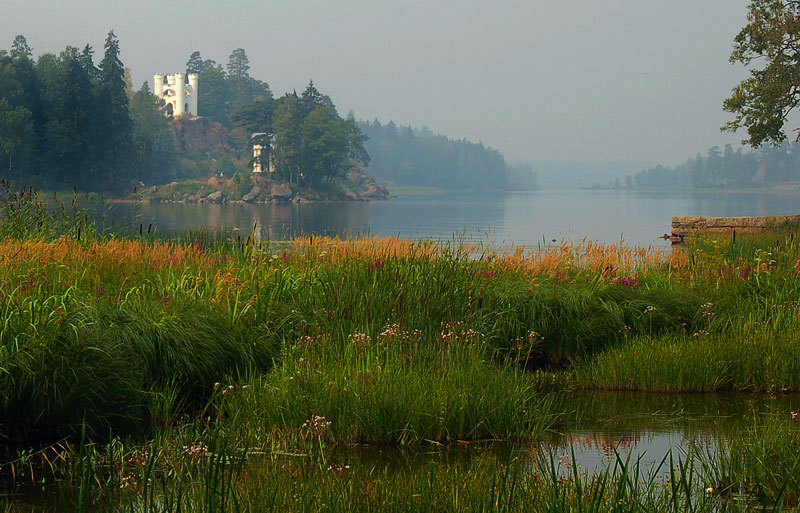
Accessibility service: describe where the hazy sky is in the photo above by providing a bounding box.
[2,0,752,166]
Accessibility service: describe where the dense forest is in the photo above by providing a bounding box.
[632,143,800,189]
[358,120,513,190]
[0,34,369,192]
[0,33,156,191]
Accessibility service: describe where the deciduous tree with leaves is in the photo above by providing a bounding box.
[723,0,800,146]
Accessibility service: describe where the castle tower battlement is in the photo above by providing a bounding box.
[154,73,198,117]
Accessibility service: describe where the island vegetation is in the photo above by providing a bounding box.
[357,120,535,191]
[0,34,532,201]
[630,0,800,192]
[0,33,380,202]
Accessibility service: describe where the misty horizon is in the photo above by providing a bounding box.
[2,0,755,168]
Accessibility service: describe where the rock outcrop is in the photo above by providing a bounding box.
[140,169,390,204]
[170,117,243,158]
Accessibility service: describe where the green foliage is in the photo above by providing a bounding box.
[630,141,800,189]
[226,331,550,445]
[0,33,141,191]
[299,105,351,184]
[0,98,34,177]
[360,119,509,190]
[197,62,232,124]
[723,0,800,147]
[271,92,302,183]
[130,82,177,184]
[96,30,133,190]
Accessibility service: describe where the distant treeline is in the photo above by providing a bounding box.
[632,143,800,189]
[358,120,521,190]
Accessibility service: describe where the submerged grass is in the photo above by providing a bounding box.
[7,429,796,513]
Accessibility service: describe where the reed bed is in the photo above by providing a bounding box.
[2,195,800,445]
[3,187,800,510]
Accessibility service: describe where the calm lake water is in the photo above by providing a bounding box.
[106,189,800,248]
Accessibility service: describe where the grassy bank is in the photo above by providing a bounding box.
[3,187,800,509]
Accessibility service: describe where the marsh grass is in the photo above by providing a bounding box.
[4,189,800,509]
[222,326,553,445]
[701,414,800,507]
[10,433,793,513]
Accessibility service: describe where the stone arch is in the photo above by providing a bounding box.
[165,103,174,116]
[185,102,189,113]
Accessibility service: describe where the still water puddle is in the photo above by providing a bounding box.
[5,392,799,510]
[541,391,800,476]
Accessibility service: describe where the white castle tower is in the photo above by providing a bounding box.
[154,73,198,117]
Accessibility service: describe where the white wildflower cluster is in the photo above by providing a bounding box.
[348,333,371,349]
[441,321,483,343]
[182,443,208,460]
[510,331,544,360]
[302,415,332,437]
[379,323,423,343]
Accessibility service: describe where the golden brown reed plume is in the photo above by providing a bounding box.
[0,237,210,272]
[0,235,686,281]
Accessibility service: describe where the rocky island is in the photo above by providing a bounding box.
[136,112,389,204]
[138,168,390,204]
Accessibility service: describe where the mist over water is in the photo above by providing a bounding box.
[108,189,800,248]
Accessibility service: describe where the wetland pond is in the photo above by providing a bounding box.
[8,391,800,510]
[310,391,800,477]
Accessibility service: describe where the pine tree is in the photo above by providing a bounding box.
[227,48,250,115]
[79,44,97,82]
[51,56,97,185]
[186,50,203,74]
[97,30,133,190]
[10,35,32,59]
[272,93,302,184]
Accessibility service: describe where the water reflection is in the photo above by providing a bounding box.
[541,391,800,475]
[102,189,800,248]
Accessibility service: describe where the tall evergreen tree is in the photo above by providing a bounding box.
[227,48,250,115]
[8,37,44,176]
[300,80,335,118]
[299,105,350,185]
[272,93,302,184]
[47,56,97,185]
[10,35,32,59]
[186,50,203,74]
[97,30,133,189]
[79,44,97,82]
[197,63,231,124]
